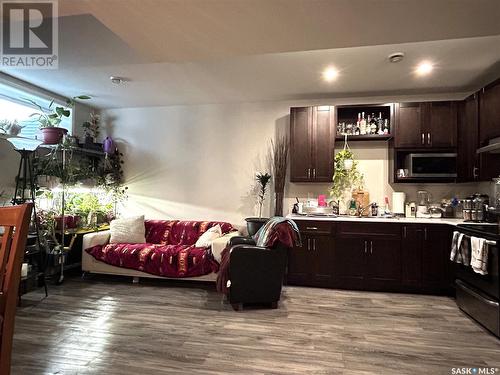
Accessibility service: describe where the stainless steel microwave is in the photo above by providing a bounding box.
[405,153,457,178]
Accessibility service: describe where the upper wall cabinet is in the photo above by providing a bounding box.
[479,79,500,146]
[394,101,457,149]
[290,106,334,182]
[457,93,479,182]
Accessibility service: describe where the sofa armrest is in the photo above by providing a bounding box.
[211,231,240,263]
[82,230,110,251]
[228,236,256,247]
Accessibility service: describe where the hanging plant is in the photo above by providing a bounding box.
[331,137,364,201]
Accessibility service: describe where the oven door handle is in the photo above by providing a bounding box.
[456,280,499,307]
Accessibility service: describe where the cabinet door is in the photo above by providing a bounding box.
[290,107,313,182]
[287,234,315,286]
[427,101,457,148]
[401,225,423,289]
[312,106,334,182]
[310,235,334,286]
[457,95,479,182]
[395,102,424,148]
[365,238,401,291]
[422,225,453,293]
[479,80,500,145]
[333,238,366,290]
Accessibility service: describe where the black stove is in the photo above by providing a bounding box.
[454,223,500,338]
[457,223,500,240]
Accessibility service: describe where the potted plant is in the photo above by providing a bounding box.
[82,112,100,146]
[245,172,271,236]
[330,144,365,211]
[0,119,24,136]
[27,95,91,145]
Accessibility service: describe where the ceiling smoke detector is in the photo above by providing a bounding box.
[110,76,126,85]
[388,52,405,63]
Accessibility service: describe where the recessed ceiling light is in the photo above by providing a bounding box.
[110,76,126,85]
[388,52,405,63]
[322,67,338,82]
[415,61,433,76]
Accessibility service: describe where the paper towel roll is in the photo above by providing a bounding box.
[392,192,406,215]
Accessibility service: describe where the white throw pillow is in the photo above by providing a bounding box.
[195,224,222,248]
[109,215,146,244]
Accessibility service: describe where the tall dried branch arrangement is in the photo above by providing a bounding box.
[271,135,289,216]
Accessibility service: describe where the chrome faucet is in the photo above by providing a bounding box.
[356,203,374,217]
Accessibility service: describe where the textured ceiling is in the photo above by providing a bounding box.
[2,0,500,108]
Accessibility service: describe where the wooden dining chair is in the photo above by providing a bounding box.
[0,204,33,375]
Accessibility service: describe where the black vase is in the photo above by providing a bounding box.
[245,217,269,237]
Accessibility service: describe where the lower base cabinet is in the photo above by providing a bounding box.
[287,220,453,295]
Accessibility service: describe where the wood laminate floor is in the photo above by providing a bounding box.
[11,275,500,375]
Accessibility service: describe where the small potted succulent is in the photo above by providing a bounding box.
[28,95,91,145]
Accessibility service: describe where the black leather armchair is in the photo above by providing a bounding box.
[226,235,289,310]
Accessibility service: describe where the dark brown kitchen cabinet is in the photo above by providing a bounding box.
[457,93,480,182]
[333,222,401,291]
[287,221,334,287]
[479,79,500,146]
[332,237,365,290]
[401,224,453,294]
[290,106,334,182]
[366,238,401,290]
[394,102,423,148]
[394,101,457,149]
[421,225,453,293]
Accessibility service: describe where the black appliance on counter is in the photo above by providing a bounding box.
[454,223,499,338]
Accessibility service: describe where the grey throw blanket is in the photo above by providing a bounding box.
[450,231,471,266]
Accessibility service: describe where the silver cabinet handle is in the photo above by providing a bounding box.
[473,167,479,179]
[307,238,311,251]
[421,133,425,145]
[306,227,318,230]
[370,240,373,255]
[313,168,316,178]
[427,132,431,145]
[313,238,316,251]
[424,228,428,241]
[307,168,311,179]
[403,226,407,238]
[364,240,367,254]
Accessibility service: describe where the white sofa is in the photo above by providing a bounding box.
[81,230,239,282]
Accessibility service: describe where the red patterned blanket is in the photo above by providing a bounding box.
[86,242,220,278]
[85,220,233,278]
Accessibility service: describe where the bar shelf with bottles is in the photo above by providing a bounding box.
[335,103,394,141]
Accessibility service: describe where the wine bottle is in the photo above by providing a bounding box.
[360,112,366,135]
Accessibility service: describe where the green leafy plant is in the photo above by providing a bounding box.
[331,149,364,201]
[82,112,100,139]
[256,172,272,218]
[26,95,91,128]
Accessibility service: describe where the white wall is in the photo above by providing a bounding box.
[104,92,492,227]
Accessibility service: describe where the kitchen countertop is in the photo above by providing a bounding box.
[286,214,473,226]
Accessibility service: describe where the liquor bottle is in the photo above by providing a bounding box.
[377,112,384,131]
[383,119,389,135]
[360,112,366,135]
[356,113,361,133]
